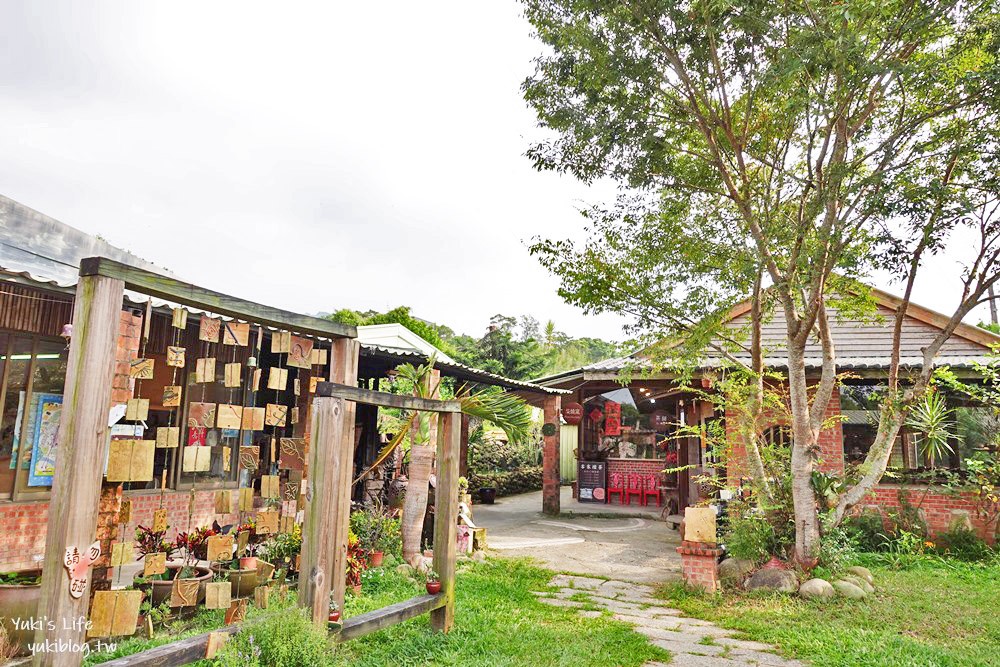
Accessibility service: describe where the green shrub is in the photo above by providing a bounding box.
[818,525,859,572]
[933,526,994,562]
[841,511,894,552]
[723,511,774,563]
[468,467,543,497]
[214,605,332,667]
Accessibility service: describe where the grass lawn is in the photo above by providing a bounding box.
[657,557,1000,667]
[330,558,670,666]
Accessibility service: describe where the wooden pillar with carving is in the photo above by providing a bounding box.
[542,394,561,516]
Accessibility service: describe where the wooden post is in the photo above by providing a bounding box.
[328,338,359,612]
[34,274,124,667]
[430,411,460,632]
[458,414,470,479]
[299,395,344,627]
[542,394,562,516]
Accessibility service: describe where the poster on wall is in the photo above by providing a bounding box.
[28,393,63,486]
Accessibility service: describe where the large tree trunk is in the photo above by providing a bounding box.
[401,370,440,566]
[786,343,821,566]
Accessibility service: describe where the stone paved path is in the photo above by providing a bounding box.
[535,574,806,667]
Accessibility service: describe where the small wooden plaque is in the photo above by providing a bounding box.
[256,510,278,535]
[241,407,265,431]
[199,315,221,343]
[238,487,255,512]
[279,516,296,533]
[251,368,262,392]
[264,403,287,427]
[224,598,248,625]
[261,475,280,499]
[267,367,288,391]
[88,590,143,638]
[222,445,232,473]
[224,362,242,388]
[166,346,186,367]
[217,404,243,430]
[169,578,200,608]
[195,357,217,383]
[206,534,234,562]
[107,439,154,482]
[129,358,155,380]
[256,560,275,582]
[162,384,182,407]
[293,378,301,396]
[271,331,291,354]
[287,335,314,369]
[188,402,217,428]
[311,348,328,366]
[222,321,250,346]
[182,446,211,472]
[290,406,299,425]
[110,541,134,567]
[152,508,168,532]
[125,398,149,422]
[215,489,235,514]
[309,376,319,393]
[236,530,250,554]
[205,630,230,658]
[171,307,188,329]
[239,446,260,470]
[278,438,306,471]
[144,552,167,576]
[156,426,180,449]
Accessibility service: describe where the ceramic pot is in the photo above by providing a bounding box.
[369,551,384,567]
[426,580,442,595]
[0,570,41,656]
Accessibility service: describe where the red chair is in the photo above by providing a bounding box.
[606,472,625,504]
[643,474,662,507]
[625,474,644,505]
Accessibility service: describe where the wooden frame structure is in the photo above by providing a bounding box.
[308,380,462,637]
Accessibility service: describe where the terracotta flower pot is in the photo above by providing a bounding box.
[239,556,258,570]
[426,580,441,595]
[0,570,41,656]
[226,567,259,599]
[369,551,384,567]
[328,610,341,623]
[350,583,362,596]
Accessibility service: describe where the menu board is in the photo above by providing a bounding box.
[577,461,607,503]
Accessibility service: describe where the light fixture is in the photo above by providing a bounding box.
[649,398,656,403]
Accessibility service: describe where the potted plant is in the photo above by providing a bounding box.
[0,570,41,656]
[478,486,497,504]
[260,523,302,577]
[346,531,367,596]
[425,570,441,595]
[328,595,341,626]
[227,522,261,598]
[145,526,214,606]
[458,476,472,506]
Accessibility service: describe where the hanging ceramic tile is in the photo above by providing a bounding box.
[166,346,186,367]
[278,438,306,471]
[216,404,243,430]
[88,590,143,638]
[206,630,230,659]
[224,363,241,388]
[222,321,250,346]
[256,561,275,582]
[254,585,270,609]
[290,407,299,425]
[129,358,155,380]
[152,508,168,532]
[206,534,234,562]
[162,385,182,407]
[156,426,180,449]
[222,445,232,473]
[239,446,260,471]
[118,498,132,524]
[256,510,278,535]
[240,407,265,431]
[125,398,149,422]
[143,552,167,576]
[171,307,188,329]
[238,487,255,512]
[215,489,235,514]
[224,598,248,625]
[236,530,250,554]
[188,426,207,447]
[279,515,296,533]
[199,315,221,343]
[281,499,297,517]
[169,578,200,607]
[310,348,328,366]
[182,446,211,472]
[106,440,154,482]
[282,479,300,501]
[188,402,216,428]
[309,376,320,393]
[109,541,134,567]
[293,378,301,396]
[251,368,262,391]
[195,357,217,383]
[264,403,287,427]
[205,581,232,610]
[260,475,280,499]
[267,367,288,391]
[287,336,314,369]
[271,331,291,354]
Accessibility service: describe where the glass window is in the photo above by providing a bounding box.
[0,336,31,496]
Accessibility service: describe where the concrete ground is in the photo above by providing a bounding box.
[473,486,682,585]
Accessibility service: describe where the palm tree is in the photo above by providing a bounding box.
[355,356,532,565]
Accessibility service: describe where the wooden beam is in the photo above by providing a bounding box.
[337,594,445,642]
[328,339,359,613]
[34,274,124,667]
[315,381,462,413]
[542,394,562,516]
[99,626,239,666]
[430,411,460,632]
[298,395,345,627]
[79,256,355,340]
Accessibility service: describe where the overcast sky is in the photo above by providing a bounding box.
[0,2,992,344]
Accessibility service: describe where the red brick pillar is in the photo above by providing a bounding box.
[676,540,724,592]
[542,395,561,516]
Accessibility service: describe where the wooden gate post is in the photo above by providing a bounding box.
[430,411,460,632]
[34,274,124,667]
[328,338,359,611]
[542,394,562,516]
[299,395,344,626]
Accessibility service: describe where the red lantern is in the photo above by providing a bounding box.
[589,408,604,423]
[561,402,584,425]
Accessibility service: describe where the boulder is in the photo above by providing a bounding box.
[832,580,867,599]
[844,566,874,586]
[395,563,415,577]
[381,554,398,568]
[718,558,755,588]
[472,550,487,562]
[745,568,798,594]
[798,578,835,600]
[839,574,875,594]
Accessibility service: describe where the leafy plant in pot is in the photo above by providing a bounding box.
[346,531,367,596]
[328,594,341,627]
[425,570,441,595]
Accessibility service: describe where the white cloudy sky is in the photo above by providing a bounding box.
[0,2,992,343]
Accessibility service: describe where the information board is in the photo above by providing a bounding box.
[577,460,607,503]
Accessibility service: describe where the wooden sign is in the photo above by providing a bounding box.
[206,631,230,658]
[215,489,235,514]
[188,402,217,428]
[182,446,211,472]
[241,406,265,431]
[118,498,132,524]
[144,552,167,576]
[265,403,287,427]
[152,508,168,532]
[271,331,291,354]
[287,335,314,369]
[261,475,280,499]
[238,487,255,512]
[561,402,584,425]
[125,398,149,422]
[169,578,200,607]
[217,404,243,430]
[278,438,306,471]
[251,368,262,391]
[311,348,328,366]
[163,384,182,407]
[222,321,250,346]
[239,446,260,470]
[206,534,234,562]
[236,530,250,554]
[63,541,100,599]
[224,363,242,388]
[267,367,288,391]
[254,585,270,609]
[166,346,186,367]
[205,581,232,610]
[156,426,180,449]
[256,510,278,534]
[110,541,134,567]
[195,357,217,383]
[129,358,155,380]
[222,445,232,473]
[199,315,221,343]
[225,598,248,625]
[256,560,275,582]
[171,307,188,329]
[107,440,155,482]
[309,376,319,393]
[88,590,142,638]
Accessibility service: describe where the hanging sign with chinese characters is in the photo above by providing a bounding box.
[64,541,101,598]
[561,402,583,425]
[603,401,622,436]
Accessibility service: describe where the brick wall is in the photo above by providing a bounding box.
[0,501,49,570]
[607,458,663,478]
[112,310,141,404]
[676,540,723,592]
[123,489,239,542]
[854,485,998,545]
